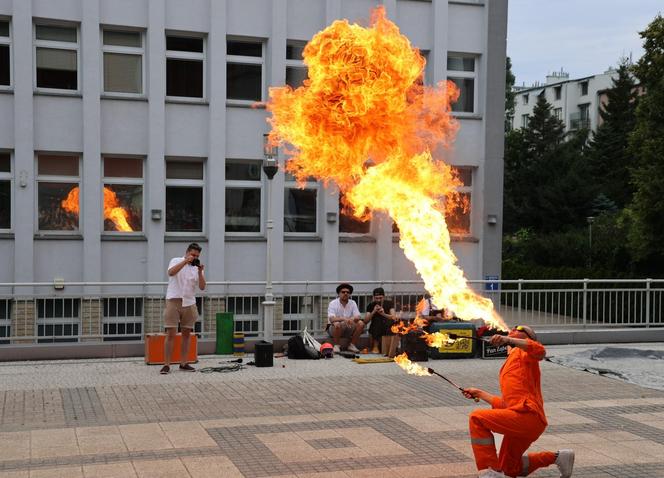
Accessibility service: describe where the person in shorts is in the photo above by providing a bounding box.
[160,243,206,374]
[327,283,364,354]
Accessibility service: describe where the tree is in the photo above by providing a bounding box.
[628,14,664,268]
[586,60,638,208]
[505,57,516,131]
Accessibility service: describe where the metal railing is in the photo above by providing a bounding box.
[0,279,662,344]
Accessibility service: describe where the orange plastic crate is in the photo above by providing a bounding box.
[145,333,198,365]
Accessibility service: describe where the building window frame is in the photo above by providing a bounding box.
[284,172,318,236]
[285,41,307,89]
[35,153,81,234]
[165,32,206,100]
[36,298,80,343]
[0,18,12,89]
[580,81,589,96]
[102,297,143,342]
[553,107,562,121]
[225,159,263,236]
[521,114,529,129]
[523,94,529,105]
[554,85,562,101]
[101,28,145,97]
[339,192,371,235]
[0,151,12,231]
[446,166,474,236]
[33,23,79,93]
[226,37,264,105]
[165,158,206,236]
[447,53,478,115]
[102,156,144,235]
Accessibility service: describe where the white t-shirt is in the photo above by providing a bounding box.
[165,257,199,307]
[420,298,438,316]
[327,298,361,324]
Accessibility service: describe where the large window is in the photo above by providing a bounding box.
[447,54,477,113]
[165,159,204,233]
[339,193,370,234]
[225,160,262,233]
[102,29,143,95]
[103,297,142,341]
[554,107,562,121]
[227,296,260,336]
[445,167,473,235]
[0,20,10,87]
[166,34,204,98]
[284,172,317,234]
[285,42,307,89]
[554,86,562,100]
[36,298,80,343]
[580,81,588,96]
[37,154,80,232]
[34,24,78,91]
[0,152,10,230]
[521,114,529,129]
[282,295,316,335]
[227,39,263,101]
[102,157,143,233]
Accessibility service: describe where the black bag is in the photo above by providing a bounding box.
[287,335,320,360]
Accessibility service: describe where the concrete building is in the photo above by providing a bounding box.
[0,0,507,347]
[512,68,617,132]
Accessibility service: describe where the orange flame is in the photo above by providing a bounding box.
[266,7,506,330]
[61,186,134,232]
[394,352,431,376]
[424,332,455,348]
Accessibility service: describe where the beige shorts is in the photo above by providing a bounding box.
[163,299,198,329]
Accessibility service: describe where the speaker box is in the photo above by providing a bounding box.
[401,331,428,362]
[254,340,274,367]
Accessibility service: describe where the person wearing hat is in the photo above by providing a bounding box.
[327,283,364,353]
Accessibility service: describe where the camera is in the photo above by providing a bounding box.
[190,258,200,267]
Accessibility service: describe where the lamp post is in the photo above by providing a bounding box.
[587,216,595,269]
[262,134,278,342]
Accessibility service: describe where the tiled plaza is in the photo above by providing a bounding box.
[1,345,664,477]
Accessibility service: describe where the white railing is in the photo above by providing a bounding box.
[0,279,662,344]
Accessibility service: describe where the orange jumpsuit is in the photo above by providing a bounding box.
[469,339,557,477]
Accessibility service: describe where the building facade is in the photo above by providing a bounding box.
[512,68,617,132]
[0,0,507,345]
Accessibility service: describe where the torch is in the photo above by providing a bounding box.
[427,367,479,402]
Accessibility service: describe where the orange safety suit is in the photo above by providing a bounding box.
[469,339,557,477]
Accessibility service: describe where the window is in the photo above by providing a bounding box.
[102,29,143,95]
[447,54,477,113]
[165,159,204,233]
[522,94,529,105]
[0,152,10,229]
[554,86,562,100]
[580,81,588,96]
[227,39,263,101]
[225,160,262,233]
[37,154,80,232]
[282,296,316,335]
[0,20,10,87]
[521,114,529,129]
[166,34,204,98]
[102,157,143,233]
[36,298,80,343]
[284,172,317,234]
[227,296,260,336]
[34,24,78,90]
[0,299,10,344]
[103,297,142,341]
[554,107,562,121]
[445,167,473,235]
[339,193,370,234]
[285,42,307,89]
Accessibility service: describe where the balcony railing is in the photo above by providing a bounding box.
[1,279,663,344]
[569,112,590,130]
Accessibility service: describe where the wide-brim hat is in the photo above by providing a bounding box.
[336,283,354,294]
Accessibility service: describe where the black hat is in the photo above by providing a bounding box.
[336,283,354,294]
[373,287,385,296]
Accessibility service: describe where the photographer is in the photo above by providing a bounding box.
[160,243,206,374]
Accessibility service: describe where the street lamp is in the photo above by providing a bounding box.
[262,134,278,342]
[587,216,595,269]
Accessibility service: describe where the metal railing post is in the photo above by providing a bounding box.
[582,279,588,326]
[646,278,652,328]
[517,279,523,322]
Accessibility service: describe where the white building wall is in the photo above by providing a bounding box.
[0,0,506,294]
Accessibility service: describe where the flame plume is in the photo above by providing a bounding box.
[267,7,505,329]
[394,352,431,376]
[61,186,134,232]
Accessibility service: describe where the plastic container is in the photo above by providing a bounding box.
[233,332,245,356]
[215,312,234,354]
[145,333,197,364]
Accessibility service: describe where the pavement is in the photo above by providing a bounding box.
[1,344,664,477]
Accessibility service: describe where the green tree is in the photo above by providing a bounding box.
[628,14,664,268]
[505,57,516,131]
[586,60,638,208]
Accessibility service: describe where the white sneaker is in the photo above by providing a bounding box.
[333,344,341,353]
[478,469,505,478]
[555,449,575,478]
[347,343,360,353]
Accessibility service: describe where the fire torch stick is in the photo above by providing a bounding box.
[447,333,491,343]
[427,367,480,402]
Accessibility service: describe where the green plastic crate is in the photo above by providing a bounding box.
[215,312,234,354]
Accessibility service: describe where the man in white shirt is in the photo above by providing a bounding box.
[160,243,206,374]
[327,283,364,354]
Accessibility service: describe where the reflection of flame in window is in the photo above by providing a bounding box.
[61,186,134,232]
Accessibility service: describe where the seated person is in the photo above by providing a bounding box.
[364,287,396,354]
[327,283,364,353]
[417,293,443,321]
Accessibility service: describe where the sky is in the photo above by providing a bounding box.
[508,0,663,87]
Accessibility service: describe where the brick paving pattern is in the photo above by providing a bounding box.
[0,347,663,477]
